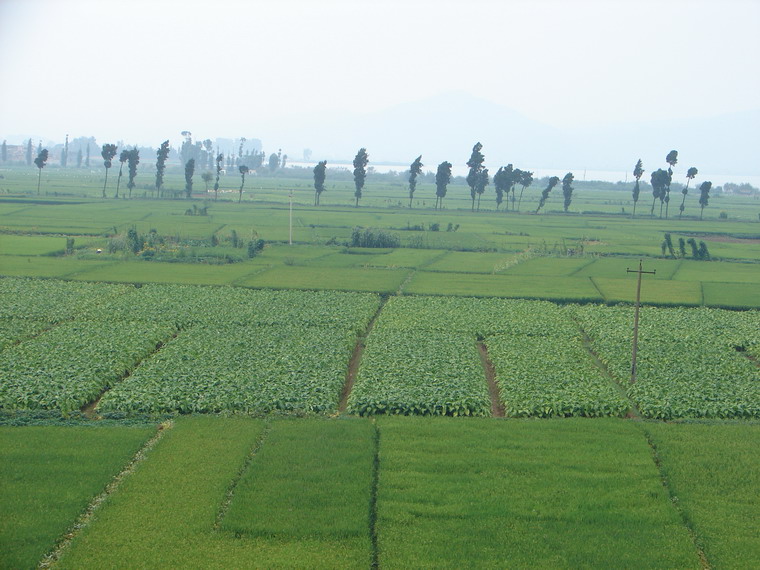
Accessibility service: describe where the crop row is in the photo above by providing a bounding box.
[0,320,178,411]
[348,328,491,416]
[571,305,760,419]
[487,333,630,417]
[98,324,358,414]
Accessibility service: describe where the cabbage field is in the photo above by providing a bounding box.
[1,277,758,418]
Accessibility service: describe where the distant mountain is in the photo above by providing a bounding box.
[263,92,760,175]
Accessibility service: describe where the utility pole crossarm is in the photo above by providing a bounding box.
[627,260,656,384]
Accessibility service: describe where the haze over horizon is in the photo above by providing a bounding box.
[1,0,758,175]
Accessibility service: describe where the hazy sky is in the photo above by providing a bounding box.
[1,0,758,157]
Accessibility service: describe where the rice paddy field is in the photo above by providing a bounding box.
[1,165,759,567]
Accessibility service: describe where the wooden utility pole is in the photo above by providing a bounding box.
[626,260,655,383]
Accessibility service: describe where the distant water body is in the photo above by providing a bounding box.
[289,162,760,188]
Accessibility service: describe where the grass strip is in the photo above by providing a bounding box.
[0,424,156,569]
[644,422,760,568]
[222,419,374,549]
[376,417,701,568]
[58,417,368,569]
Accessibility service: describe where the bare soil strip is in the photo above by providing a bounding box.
[338,298,387,412]
[213,423,271,531]
[80,329,182,418]
[476,341,505,418]
[643,431,712,570]
[38,420,173,569]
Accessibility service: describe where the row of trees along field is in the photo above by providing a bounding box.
[20,137,716,219]
[630,150,713,220]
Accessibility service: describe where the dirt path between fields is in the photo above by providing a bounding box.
[338,298,388,413]
[476,341,505,418]
[80,329,182,418]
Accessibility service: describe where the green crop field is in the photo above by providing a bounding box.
[3,417,758,568]
[1,165,758,568]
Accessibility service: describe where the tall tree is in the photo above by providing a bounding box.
[268,152,280,172]
[516,170,534,212]
[353,147,369,207]
[213,153,223,201]
[155,140,170,198]
[650,169,669,216]
[76,148,83,168]
[85,144,90,168]
[313,160,327,206]
[664,150,678,218]
[115,150,128,199]
[493,166,510,210]
[562,172,574,212]
[126,148,140,199]
[475,168,489,211]
[185,159,195,199]
[698,181,712,220]
[466,142,485,211]
[408,155,423,208]
[632,159,644,217]
[509,167,524,210]
[435,161,452,209]
[1,140,6,163]
[679,167,698,219]
[100,143,118,198]
[33,149,49,194]
[238,165,249,203]
[26,139,32,166]
[536,176,560,213]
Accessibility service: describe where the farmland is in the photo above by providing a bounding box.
[1,166,759,567]
[2,417,759,568]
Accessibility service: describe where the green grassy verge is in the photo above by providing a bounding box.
[58,417,265,568]
[376,417,700,568]
[644,422,760,568]
[405,271,601,300]
[0,425,156,569]
[237,265,410,293]
[221,419,374,564]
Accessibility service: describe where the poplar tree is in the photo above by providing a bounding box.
[155,140,170,198]
[698,181,712,220]
[664,150,678,218]
[26,139,32,166]
[1,140,6,163]
[466,142,485,211]
[185,159,195,199]
[353,147,369,207]
[493,166,510,210]
[213,153,223,201]
[536,176,560,213]
[435,161,452,209]
[238,164,249,203]
[679,167,698,218]
[408,155,423,208]
[115,150,128,198]
[562,172,574,212]
[126,148,140,199]
[632,159,644,217]
[100,143,118,198]
[34,149,49,194]
[517,170,534,212]
[313,160,327,206]
[650,169,669,217]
